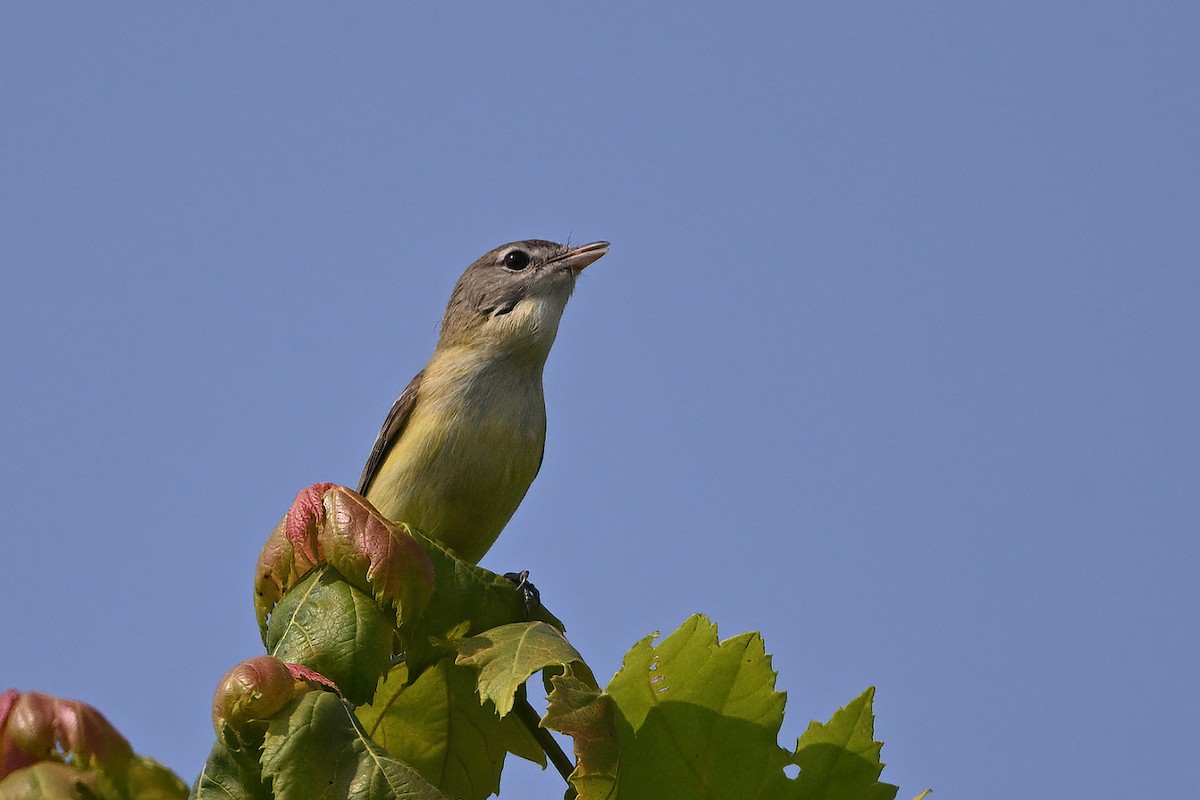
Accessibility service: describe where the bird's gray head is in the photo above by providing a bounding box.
[438,239,609,358]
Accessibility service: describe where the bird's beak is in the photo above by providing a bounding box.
[549,241,610,273]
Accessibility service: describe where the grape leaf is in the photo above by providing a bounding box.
[605,614,788,799]
[775,687,898,800]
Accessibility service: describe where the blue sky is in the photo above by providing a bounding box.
[2,4,1196,797]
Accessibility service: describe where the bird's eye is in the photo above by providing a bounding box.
[502,250,531,270]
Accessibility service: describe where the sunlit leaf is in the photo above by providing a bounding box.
[455,622,591,718]
[776,687,898,800]
[605,614,788,799]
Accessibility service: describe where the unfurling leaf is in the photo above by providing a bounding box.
[210,655,333,747]
[321,488,436,622]
[0,690,133,780]
[255,484,435,638]
[197,655,340,800]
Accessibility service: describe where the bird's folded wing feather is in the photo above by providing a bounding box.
[357,371,423,495]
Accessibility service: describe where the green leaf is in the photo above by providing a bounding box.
[263,568,393,705]
[398,534,564,680]
[356,660,544,800]
[196,657,352,800]
[454,622,620,800]
[124,756,188,800]
[0,762,100,800]
[778,687,898,800]
[455,622,592,718]
[261,692,448,800]
[190,741,270,800]
[542,664,619,800]
[605,614,789,799]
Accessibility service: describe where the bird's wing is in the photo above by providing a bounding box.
[357,371,424,495]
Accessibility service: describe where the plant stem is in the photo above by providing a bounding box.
[514,683,576,795]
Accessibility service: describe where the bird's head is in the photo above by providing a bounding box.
[438,239,609,359]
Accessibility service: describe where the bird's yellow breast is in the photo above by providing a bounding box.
[364,349,547,564]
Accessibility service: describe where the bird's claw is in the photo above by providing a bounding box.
[503,570,542,620]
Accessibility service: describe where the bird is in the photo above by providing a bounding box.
[356,239,609,565]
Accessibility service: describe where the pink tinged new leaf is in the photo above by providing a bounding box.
[320,487,436,624]
[254,519,304,634]
[0,690,15,725]
[0,691,133,780]
[0,689,34,779]
[254,484,436,637]
[0,692,187,799]
[283,482,338,564]
[284,662,341,693]
[255,483,341,633]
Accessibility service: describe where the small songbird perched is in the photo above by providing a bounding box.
[357,239,609,564]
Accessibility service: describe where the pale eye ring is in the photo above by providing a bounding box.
[502,250,531,270]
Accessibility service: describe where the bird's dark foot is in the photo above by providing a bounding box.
[503,570,542,620]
